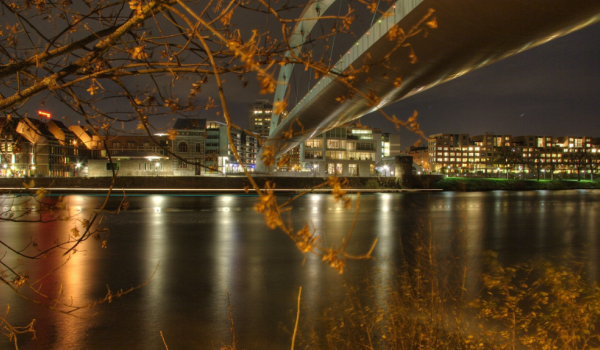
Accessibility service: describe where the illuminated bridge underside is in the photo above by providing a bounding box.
[264,0,600,161]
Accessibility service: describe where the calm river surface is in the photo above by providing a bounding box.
[1,190,600,349]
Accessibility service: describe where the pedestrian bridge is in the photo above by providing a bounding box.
[260,0,600,168]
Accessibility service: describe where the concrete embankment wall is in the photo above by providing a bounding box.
[0,176,431,191]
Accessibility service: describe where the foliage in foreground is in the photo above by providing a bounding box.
[296,249,600,350]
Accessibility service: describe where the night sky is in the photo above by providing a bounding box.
[221,13,600,149]
[355,20,600,148]
[16,4,600,150]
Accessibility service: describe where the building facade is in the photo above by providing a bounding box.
[248,100,273,138]
[300,125,382,176]
[381,133,401,157]
[0,117,89,177]
[428,132,600,178]
[406,146,430,173]
[205,121,260,174]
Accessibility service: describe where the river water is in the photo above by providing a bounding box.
[1,190,600,349]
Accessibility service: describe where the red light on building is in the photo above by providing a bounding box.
[38,111,51,119]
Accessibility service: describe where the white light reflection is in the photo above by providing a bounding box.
[142,195,168,349]
[214,195,241,295]
[461,193,484,295]
[299,195,327,328]
[373,193,394,308]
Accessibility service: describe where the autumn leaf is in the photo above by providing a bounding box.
[205,96,216,110]
[261,145,275,167]
[367,1,377,13]
[259,74,275,94]
[131,45,148,60]
[273,99,287,115]
[394,77,402,87]
[427,17,438,29]
[220,10,233,26]
[167,129,178,140]
[87,83,98,96]
[129,0,143,16]
[22,180,34,189]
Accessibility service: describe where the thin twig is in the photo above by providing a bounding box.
[291,286,302,350]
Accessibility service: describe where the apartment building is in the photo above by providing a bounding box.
[0,117,89,177]
[300,125,382,176]
[382,133,401,157]
[248,100,273,137]
[205,121,260,174]
[428,132,600,177]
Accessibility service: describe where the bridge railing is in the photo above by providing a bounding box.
[281,0,424,130]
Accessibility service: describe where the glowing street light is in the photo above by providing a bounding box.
[38,111,51,120]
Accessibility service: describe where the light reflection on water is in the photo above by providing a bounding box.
[1,190,600,349]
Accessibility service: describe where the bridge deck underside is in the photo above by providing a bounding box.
[265,0,600,159]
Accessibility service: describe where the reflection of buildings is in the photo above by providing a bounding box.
[248,100,273,138]
[427,132,600,177]
[300,125,382,176]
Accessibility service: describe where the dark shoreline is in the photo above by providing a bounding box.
[1,175,599,193]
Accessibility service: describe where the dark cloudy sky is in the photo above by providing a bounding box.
[222,11,600,149]
[358,20,600,148]
[18,2,600,149]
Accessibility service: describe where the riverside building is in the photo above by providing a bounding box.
[300,125,382,176]
[205,121,260,174]
[427,132,600,178]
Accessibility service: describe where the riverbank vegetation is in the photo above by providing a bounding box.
[435,177,600,191]
[292,234,600,350]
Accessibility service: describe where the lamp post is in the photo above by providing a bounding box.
[383,165,389,177]
[75,163,80,177]
[497,167,501,179]
[155,162,160,177]
[542,168,546,180]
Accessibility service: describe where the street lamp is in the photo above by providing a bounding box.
[497,167,501,179]
[75,163,81,177]
[542,168,546,180]
[155,162,160,177]
[383,165,389,177]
